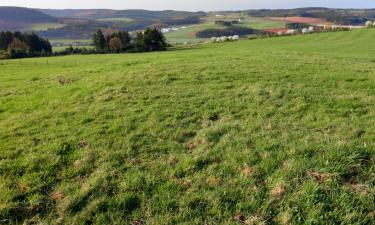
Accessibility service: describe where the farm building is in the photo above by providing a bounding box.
[263,28,292,35]
[317,24,364,30]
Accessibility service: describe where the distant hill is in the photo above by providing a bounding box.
[246,7,375,25]
[39,9,206,20]
[0,7,58,30]
[1,7,374,39]
[36,9,207,39]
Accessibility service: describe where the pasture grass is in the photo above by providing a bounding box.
[0,29,375,224]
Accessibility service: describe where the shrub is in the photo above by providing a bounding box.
[0,50,9,59]
[8,48,27,59]
[215,20,232,26]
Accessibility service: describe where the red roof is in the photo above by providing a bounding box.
[263,28,290,34]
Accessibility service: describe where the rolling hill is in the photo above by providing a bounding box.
[40,9,206,20]
[0,7,372,41]
[0,7,206,39]
[246,7,375,25]
[0,7,59,30]
[1,28,374,224]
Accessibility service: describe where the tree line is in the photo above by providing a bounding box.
[214,20,240,26]
[196,27,258,38]
[0,31,52,59]
[286,22,310,30]
[92,28,167,53]
[0,27,168,60]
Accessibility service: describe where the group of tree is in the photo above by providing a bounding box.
[286,22,310,30]
[215,20,233,26]
[214,20,240,27]
[196,27,258,38]
[162,16,201,26]
[0,31,52,59]
[0,28,167,60]
[92,28,167,53]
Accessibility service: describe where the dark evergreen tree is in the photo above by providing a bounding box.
[142,28,167,51]
[117,31,131,50]
[0,31,51,59]
[134,32,145,51]
[93,30,106,51]
[0,31,14,50]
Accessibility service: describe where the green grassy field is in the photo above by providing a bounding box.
[50,39,94,53]
[1,29,375,224]
[238,17,286,30]
[53,46,95,53]
[165,23,225,43]
[28,23,66,31]
[49,39,93,45]
[165,14,286,44]
[206,13,286,30]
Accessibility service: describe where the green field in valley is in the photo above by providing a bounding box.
[49,39,93,53]
[1,29,375,224]
[237,17,286,29]
[165,14,286,43]
[28,23,66,31]
[165,23,225,43]
[205,14,286,30]
[52,46,95,53]
[49,39,93,45]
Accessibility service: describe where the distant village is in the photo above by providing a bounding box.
[160,26,188,34]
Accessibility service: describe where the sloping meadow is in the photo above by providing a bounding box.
[0,29,374,224]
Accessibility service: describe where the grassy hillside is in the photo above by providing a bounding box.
[1,29,375,224]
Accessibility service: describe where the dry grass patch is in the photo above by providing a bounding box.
[307,171,332,184]
[270,184,285,198]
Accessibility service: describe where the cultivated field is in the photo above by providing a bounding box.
[269,16,326,24]
[1,29,375,224]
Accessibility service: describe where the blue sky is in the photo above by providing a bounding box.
[1,0,375,11]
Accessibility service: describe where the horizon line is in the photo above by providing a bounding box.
[1,5,375,12]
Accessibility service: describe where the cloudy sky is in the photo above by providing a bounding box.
[1,0,375,11]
